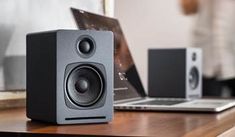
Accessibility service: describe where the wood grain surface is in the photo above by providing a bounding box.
[0,107,235,136]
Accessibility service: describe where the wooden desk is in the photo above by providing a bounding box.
[0,107,235,137]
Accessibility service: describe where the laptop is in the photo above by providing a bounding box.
[71,8,235,112]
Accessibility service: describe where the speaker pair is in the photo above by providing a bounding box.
[26,30,113,124]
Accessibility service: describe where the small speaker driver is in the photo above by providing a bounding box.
[76,36,96,58]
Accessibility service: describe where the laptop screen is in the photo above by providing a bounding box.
[71,8,146,101]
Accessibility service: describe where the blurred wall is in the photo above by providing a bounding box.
[0,0,104,90]
[114,0,194,91]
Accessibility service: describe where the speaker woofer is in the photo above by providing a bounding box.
[66,65,104,107]
[189,66,199,90]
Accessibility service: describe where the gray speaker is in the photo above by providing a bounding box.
[148,48,202,99]
[26,30,113,124]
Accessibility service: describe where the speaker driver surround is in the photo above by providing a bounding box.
[66,65,104,107]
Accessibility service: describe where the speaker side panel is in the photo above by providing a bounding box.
[26,31,57,122]
[148,49,186,98]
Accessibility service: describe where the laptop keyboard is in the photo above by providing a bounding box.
[132,100,187,106]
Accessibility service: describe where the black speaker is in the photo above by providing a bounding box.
[26,30,113,124]
[148,48,202,99]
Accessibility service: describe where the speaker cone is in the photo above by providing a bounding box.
[189,66,199,89]
[66,65,104,107]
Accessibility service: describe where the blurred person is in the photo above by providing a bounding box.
[180,0,235,97]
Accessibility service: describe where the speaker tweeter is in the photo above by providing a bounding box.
[76,36,96,58]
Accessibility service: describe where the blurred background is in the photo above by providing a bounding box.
[0,0,190,92]
[0,0,234,100]
[114,0,193,91]
[0,0,107,91]
[114,0,235,97]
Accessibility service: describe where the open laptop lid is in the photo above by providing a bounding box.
[71,8,146,101]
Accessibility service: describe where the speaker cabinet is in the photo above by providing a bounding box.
[148,48,202,99]
[26,30,113,124]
